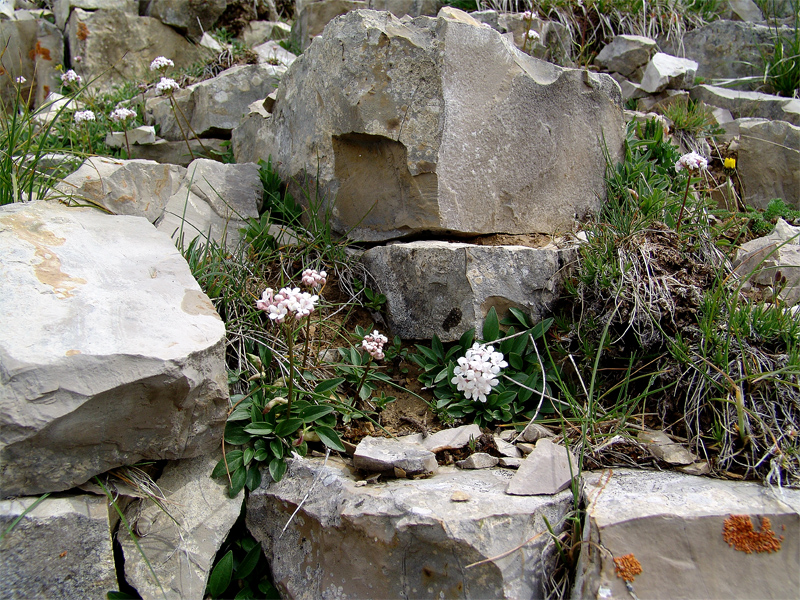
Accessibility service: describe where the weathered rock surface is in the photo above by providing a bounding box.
[53,0,137,29]
[640,52,698,94]
[52,156,185,222]
[726,0,764,21]
[353,435,438,475]
[130,138,229,166]
[259,8,624,241]
[506,438,576,496]
[735,218,800,304]
[690,84,800,126]
[252,39,296,68]
[637,430,695,465]
[145,0,229,41]
[457,452,498,469]
[422,423,482,452]
[247,456,573,599]
[361,240,574,341]
[0,16,63,109]
[738,118,800,209]
[241,20,291,46]
[105,125,158,148]
[156,158,261,250]
[520,421,555,443]
[0,201,228,496]
[119,455,244,600]
[573,469,800,600]
[594,34,656,78]
[66,8,210,92]
[0,494,116,599]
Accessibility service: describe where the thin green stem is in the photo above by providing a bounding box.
[285,321,295,415]
[301,316,312,370]
[123,124,131,159]
[167,94,195,160]
[676,174,692,233]
[355,355,373,399]
[170,93,209,157]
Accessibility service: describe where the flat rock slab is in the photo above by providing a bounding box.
[0,201,228,496]
[738,118,800,210]
[690,84,800,126]
[119,455,244,600]
[362,241,574,341]
[507,438,576,496]
[247,457,573,599]
[574,469,800,600]
[353,435,437,475]
[422,423,482,452]
[0,494,116,599]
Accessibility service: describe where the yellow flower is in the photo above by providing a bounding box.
[724,157,736,170]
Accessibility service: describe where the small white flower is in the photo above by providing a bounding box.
[301,268,328,289]
[155,77,180,95]
[150,56,174,71]
[362,330,388,360]
[15,76,26,84]
[110,107,137,122]
[61,69,82,85]
[74,110,96,124]
[675,151,708,173]
[522,10,532,20]
[525,29,540,42]
[256,286,317,323]
[451,343,507,403]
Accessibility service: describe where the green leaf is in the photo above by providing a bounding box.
[269,457,287,482]
[254,448,270,462]
[414,345,439,364]
[358,384,373,401]
[243,447,254,467]
[234,586,256,600]
[229,466,247,497]
[259,580,280,598]
[228,401,254,422]
[509,352,524,371]
[314,378,345,395]
[458,328,475,351]
[107,592,137,599]
[243,422,275,435]
[245,465,262,491]
[508,306,530,328]
[274,418,303,438]
[432,334,444,360]
[436,397,452,409]
[206,550,233,598]
[224,423,252,445]
[235,543,262,580]
[314,425,346,452]
[529,317,554,341]
[482,307,500,342]
[211,450,243,478]
[301,404,335,422]
[433,368,449,384]
[270,438,284,459]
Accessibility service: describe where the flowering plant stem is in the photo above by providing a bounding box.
[301,317,313,370]
[354,355,373,399]
[676,175,692,234]
[284,321,296,415]
[122,124,131,159]
[167,93,210,159]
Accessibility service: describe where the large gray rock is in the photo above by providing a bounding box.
[0,201,228,496]
[292,0,367,51]
[506,438,576,496]
[240,20,292,47]
[735,218,800,304]
[639,52,698,94]
[66,8,211,92]
[353,435,438,475]
[52,156,186,223]
[661,21,789,90]
[146,63,286,141]
[157,158,262,250]
[145,0,229,41]
[52,0,137,29]
[259,8,624,241]
[361,240,574,341]
[119,455,244,600]
[0,494,116,599]
[573,469,800,600]
[247,456,573,599]
[130,138,230,167]
[252,40,296,68]
[0,17,63,109]
[738,118,800,209]
[422,423,482,452]
[690,84,800,126]
[594,34,656,78]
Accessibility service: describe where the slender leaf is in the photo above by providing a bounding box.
[211,451,243,478]
[244,422,274,435]
[508,306,530,328]
[314,425,346,452]
[432,334,445,360]
[459,328,475,351]
[270,438,284,459]
[274,418,303,438]
[482,307,500,342]
[229,465,247,497]
[207,550,234,598]
[235,543,263,580]
[509,352,524,371]
[225,423,252,445]
[245,465,262,491]
[301,404,335,422]
[314,378,345,395]
[243,447,254,467]
[269,457,287,482]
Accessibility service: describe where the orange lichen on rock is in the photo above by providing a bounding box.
[28,41,52,61]
[613,553,643,582]
[722,515,783,554]
[77,22,90,41]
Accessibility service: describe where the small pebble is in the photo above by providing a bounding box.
[450,490,471,502]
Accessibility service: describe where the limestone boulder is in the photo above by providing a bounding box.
[263,9,623,241]
[738,118,800,209]
[52,156,186,222]
[0,201,228,496]
[145,0,229,41]
[156,158,262,250]
[640,52,698,94]
[240,20,291,47]
[726,0,764,21]
[246,456,574,599]
[130,138,230,167]
[0,17,63,109]
[506,438,576,496]
[252,39,296,68]
[105,125,157,148]
[291,0,366,51]
[735,218,800,304]
[594,34,656,78]
[0,494,116,599]
[690,84,800,126]
[573,469,800,600]
[52,0,137,29]
[66,8,211,93]
[361,240,575,341]
[353,435,438,475]
[119,455,244,600]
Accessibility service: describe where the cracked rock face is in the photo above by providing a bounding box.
[0,201,228,496]
[254,8,624,241]
[246,457,573,599]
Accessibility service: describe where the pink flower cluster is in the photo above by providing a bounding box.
[155,77,180,95]
[675,151,708,173]
[301,268,327,289]
[256,287,318,323]
[110,107,136,122]
[451,343,508,403]
[150,56,174,71]
[362,330,388,360]
[61,69,82,85]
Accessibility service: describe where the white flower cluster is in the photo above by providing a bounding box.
[15,76,26,84]
[675,151,708,173]
[61,69,82,85]
[110,107,136,122]
[522,10,532,19]
[301,268,327,289]
[74,110,95,124]
[362,330,388,360]
[155,77,180,95]
[451,343,508,403]
[256,287,318,323]
[150,56,174,71]
[525,29,540,42]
